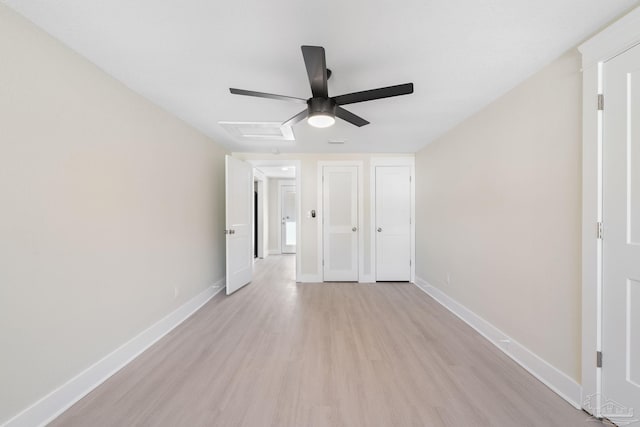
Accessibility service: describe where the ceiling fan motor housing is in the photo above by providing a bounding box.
[229,46,413,127]
[308,97,336,117]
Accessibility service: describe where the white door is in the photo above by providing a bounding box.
[225,155,253,295]
[281,185,296,254]
[375,166,411,281]
[602,42,640,423]
[323,166,358,281]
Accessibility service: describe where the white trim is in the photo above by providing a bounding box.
[317,161,365,282]
[297,274,322,283]
[413,277,583,410]
[295,165,302,283]
[316,164,323,281]
[358,274,375,284]
[252,169,266,259]
[267,249,282,255]
[369,157,415,283]
[577,6,640,414]
[2,280,225,427]
[579,6,640,69]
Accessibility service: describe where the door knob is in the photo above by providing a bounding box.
[352,227,357,232]
[377,227,382,232]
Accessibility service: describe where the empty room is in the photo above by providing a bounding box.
[2,0,640,426]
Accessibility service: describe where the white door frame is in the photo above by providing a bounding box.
[578,6,640,416]
[317,161,365,282]
[253,168,266,259]
[370,157,415,283]
[246,159,302,282]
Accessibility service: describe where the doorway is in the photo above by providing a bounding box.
[248,160,301,282]
[280,184,297,254]
[253,173,265,260]
[254,184,258,258]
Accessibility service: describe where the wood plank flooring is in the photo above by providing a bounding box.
[51,255,599,426]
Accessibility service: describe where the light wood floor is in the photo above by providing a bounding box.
[52,255,598,426]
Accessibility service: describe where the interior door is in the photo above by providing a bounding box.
[225,155,253,295]
[323,166,358,281]
[602,42,640,423]
[375,166,411,281]
[281,185,296,254]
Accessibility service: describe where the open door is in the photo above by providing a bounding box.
[225,155,253,295]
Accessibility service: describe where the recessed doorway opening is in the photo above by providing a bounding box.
[249,160,301,282]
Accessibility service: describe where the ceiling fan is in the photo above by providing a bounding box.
[229,45,414,128]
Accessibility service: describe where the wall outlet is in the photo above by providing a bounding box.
[445,273,451,285]
[174,287,179,298]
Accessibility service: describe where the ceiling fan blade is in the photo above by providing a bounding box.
[333,83,414,106]
[335,106,369,127]
[282,110,308,127]
[301,46,328,98]
[229,88,307,104]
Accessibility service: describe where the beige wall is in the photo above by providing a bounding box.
[415,50,582,381]
[0,5,226,422]
[236,153,413,279]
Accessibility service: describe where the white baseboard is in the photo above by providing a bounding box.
[297,274,322,283]
[358,275,375,284]
[267,249,282,255]
[296,274,376,284]
[413,277,582,409]
[3,278,225,427]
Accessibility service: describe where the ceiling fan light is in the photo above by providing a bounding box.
[308,114,335,128]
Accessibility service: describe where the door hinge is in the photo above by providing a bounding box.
[410,259,412,266]
[409,175,412,183]
[597,222,603,240]
[597,94,604,111]
[322,259,324,266]
[597,351,603,368]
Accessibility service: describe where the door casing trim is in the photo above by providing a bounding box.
[578,5,640,416]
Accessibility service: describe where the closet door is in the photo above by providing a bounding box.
[375,166,411,281]
[323,166,358,281]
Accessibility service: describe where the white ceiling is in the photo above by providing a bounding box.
[3,0,637,153]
